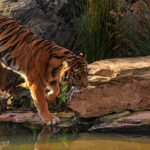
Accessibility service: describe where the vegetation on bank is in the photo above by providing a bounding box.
[74,0,150,63]
[74,0,121,62]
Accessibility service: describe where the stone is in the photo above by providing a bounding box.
[94,111,131,124]
[89,111,150,132]
[0,0,82,49]
[68,56,150,118]
[0,110,75,127]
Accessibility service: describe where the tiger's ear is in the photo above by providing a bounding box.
[62,61,69,69]
[78,51,86,58]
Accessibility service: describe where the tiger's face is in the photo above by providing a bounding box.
[63,52,88,88]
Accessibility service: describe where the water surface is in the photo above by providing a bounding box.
[0,123,150,150]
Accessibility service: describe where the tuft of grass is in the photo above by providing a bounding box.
[74,0,121,63]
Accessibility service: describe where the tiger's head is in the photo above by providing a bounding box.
[61,52,88,88]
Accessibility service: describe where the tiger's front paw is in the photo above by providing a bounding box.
[47,116,61,126]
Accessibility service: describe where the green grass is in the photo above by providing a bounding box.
[74,0,121,63]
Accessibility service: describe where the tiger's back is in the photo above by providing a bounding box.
[0,16,88,125]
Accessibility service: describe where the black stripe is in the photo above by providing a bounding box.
[0,26,25,46]
[11,33,30,59]
[49,55,65,59]
[36,40,52,50]
[0,20,17,28]
[13,27,26,40]
[0,25,8,33]
[26,46,41,75]
[0,22,18,34]
[0,42,19,58]
[0,34,14,45]
[0,17,7,23]
[6,58,13,66]
[18,32,33,45]
[2,25,18,36]
[32,39,45,48]
[0,17,15,23]
[50,46,62,51]
[13,58,16,66]
[51,64,62,78]
[64,51,71,55]
[37,44,52,52]
[25,32,34,43]
[26,39,45,73]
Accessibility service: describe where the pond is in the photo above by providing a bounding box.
[0,123,150,150]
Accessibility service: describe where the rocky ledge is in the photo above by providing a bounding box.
[0,110,76,129]
[68,56,150,132]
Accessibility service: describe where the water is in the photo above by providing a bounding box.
[0,123,150,150]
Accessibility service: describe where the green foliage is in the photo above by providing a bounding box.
[122,0,150,56]
[58,84,70,103]
[49,84,70,112]
[74,0,121,63]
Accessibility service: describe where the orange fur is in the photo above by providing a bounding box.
[0,16,88,125]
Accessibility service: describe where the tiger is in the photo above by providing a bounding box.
[0,16,88,125]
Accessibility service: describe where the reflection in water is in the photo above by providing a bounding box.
[0,123,150,150]
[34,126,150,150]
[34,126,60,150]
[0,141,9,150]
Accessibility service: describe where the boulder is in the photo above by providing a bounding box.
[68,56,150,118]
[0,0,82,49]
[89,111,150,132]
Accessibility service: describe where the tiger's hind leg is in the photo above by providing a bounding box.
[28,82,61,125]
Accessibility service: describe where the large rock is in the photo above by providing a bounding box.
[0,0,82,49]
[68,56,150,118]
